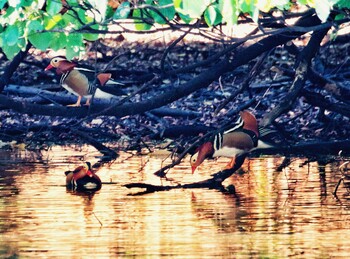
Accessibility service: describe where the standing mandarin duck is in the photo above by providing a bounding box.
[45,56,126,106]
[65,162,102,191]
[190,110,259,174]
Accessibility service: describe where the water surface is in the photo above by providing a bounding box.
[1,146,350,258]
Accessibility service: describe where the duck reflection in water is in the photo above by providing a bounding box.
[65,162,102,192]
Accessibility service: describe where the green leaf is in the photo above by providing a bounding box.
[133,9,153,31]
[105,5,114,19]
[67,32,83,46]
[219,0,239,25]
[1,6,16,22]
[240,0,259,23]
[77,8,88,24]
[28,31,52,50]
[8,0,21,8]
[17,36,26,49]
[173,0,181,9]
[240,0,252,13]
[2,43,21,60]
[62,10,87,26]
[20,0,33,7]
[0,0,7,9]
[49,32,67,51]
[3,25,19,46]
[46,0,63,16]
[297,0,316,7]
[178,0,211,18]
[148,0,175,24]
[44,14,63,30]
[87,0,108,21]
[315,0,332,22]
[66,35,85,60]
[27,19,43,33]
[83,32,99,41]
[334,13,345,21]
[336,0,350,8]
[113,1,131,19]
[204,5,222,26]
[178,12,193,24]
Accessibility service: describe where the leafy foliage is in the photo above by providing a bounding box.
[0,0,348,60]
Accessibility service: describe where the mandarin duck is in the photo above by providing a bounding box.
[45,56,126,106]
[65,162,102,191]
[190,110,259,174]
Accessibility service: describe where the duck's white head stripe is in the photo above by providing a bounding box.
[74,67,95,73]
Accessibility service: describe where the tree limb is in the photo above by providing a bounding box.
[302,89,350,118]
[261,25,330,126]
[0,43,31,93]
[125,155,246,195]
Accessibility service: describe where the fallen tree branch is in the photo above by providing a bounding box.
[69,128,118,161]
[261,25,330,126]
[252,139,350,156]
[214,51,269,115]
[302,89,350,118]
[125,155,246,195]
[0,43,31,93]
[0,13,324,118]
[128,140,350,194]
[2,85,201,118]
[271,64,350,103]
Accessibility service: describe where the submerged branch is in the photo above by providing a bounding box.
[125,155,246,195]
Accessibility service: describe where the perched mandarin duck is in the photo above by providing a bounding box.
[45,56,126,106]
[65,162,102,191]
[190,110,259,173]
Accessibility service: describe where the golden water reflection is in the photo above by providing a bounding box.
[1,146,350,258]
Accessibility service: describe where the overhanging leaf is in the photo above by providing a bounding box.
[28,31,52,50]
[148,0,175,24]
[315,0,332,22]
[46,0,62,16]
[178,0,211,18]
[48,32,67,51]
[44,14,63,30]
[27,19,43,33]
[133,9,153,31]
[219,0,239,25]
[204,5,222,26]
[113,1,131,19]
[2,43,21,59]
[4,25,19,46]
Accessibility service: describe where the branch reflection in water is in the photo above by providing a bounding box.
[0,146,349,258]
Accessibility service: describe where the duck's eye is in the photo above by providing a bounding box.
[191,157,196,163]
